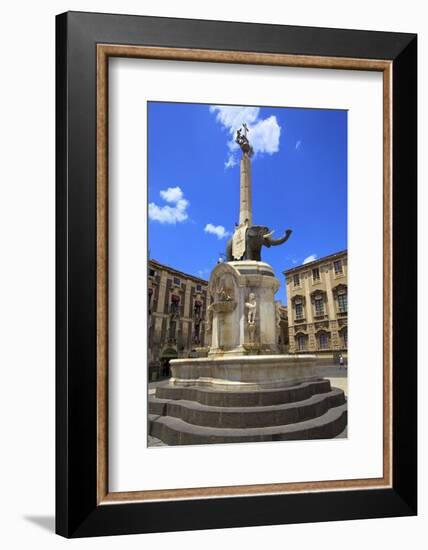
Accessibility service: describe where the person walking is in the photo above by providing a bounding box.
[339,353,344,369]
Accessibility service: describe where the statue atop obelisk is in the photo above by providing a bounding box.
[236,123,253,226]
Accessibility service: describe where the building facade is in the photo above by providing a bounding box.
[148,259,209,380]
[275,302,290,353]
[284,250,348,356]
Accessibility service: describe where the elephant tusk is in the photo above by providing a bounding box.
[263,230,275,239]
[265,230,292,247]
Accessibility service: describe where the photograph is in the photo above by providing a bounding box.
[49,7,417,540]
[147,101,348,446]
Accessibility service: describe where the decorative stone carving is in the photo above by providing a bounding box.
[310,289,327,302]
[332,283,347,297]
[232,223,247,260]
[208,273,237,314]
[291,294,306,305]
[212,274,234,302]
[248,322,256,344]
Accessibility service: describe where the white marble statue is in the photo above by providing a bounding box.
[245,292,257,325]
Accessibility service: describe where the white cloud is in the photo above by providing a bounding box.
[249,116,281,154]
[295,139,302,150]
[160,186,183,203]
[209,105,281,168]
[303,254,318,264]
[224,154,237,169]
[204,223,230,240]
[209,105,259,134]
[149,186,189,224]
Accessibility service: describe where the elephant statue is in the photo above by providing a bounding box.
[226,225,292,262]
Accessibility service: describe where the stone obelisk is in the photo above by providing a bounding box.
[239,151,252,226]
[232,124,254,260]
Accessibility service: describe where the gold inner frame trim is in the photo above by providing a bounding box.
[96,43,393,504]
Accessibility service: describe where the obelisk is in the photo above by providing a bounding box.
[239,153,252,226]
[231,124,254,260]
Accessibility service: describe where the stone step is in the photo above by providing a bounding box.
[149,403,347,445]
[155,379,331,407]
[148,388,345,429]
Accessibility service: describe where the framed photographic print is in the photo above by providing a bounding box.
[56,11,417,538]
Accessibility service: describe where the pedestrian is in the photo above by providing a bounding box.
[339,353,344,369]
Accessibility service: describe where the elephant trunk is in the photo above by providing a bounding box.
[264,229,292,247]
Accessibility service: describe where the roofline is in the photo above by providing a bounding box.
[149,258,209,285]
[283,249,347,276]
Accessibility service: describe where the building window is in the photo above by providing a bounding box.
[296,334,307,351]
[170,294,180,315]
[318,331,329,350]
[149,268,155,277]
[293,274,300,287]
[168,320,177,341]
[193,322,201,345]
[314,296,324,316]
[337,292,347,313]
[333,260,343,275]
[194,300,202,320]
[148,288,153,313]
[312,267,320,282]
[340,328,348,348]
[196,284,202,291]
[295,302,304,320]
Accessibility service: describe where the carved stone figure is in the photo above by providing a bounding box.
[226,226,292,262]
[235,124,254,157]
[214,278,234,302]
[245,292,257,324]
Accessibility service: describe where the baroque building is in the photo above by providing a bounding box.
[284,250,348,356]
[275,302,289,353]
[148,259,208,380]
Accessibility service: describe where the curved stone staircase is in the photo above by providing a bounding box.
[148,379,347,446]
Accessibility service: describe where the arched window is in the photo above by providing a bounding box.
[317,331,330,350]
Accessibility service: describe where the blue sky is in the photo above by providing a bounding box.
[148,102,347,304]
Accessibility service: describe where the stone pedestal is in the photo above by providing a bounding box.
[207,260,280,356]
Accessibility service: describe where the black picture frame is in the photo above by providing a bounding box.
[56,11,417,538]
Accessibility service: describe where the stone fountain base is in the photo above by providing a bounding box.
[169,353,318,390]
[148,354,347,445]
